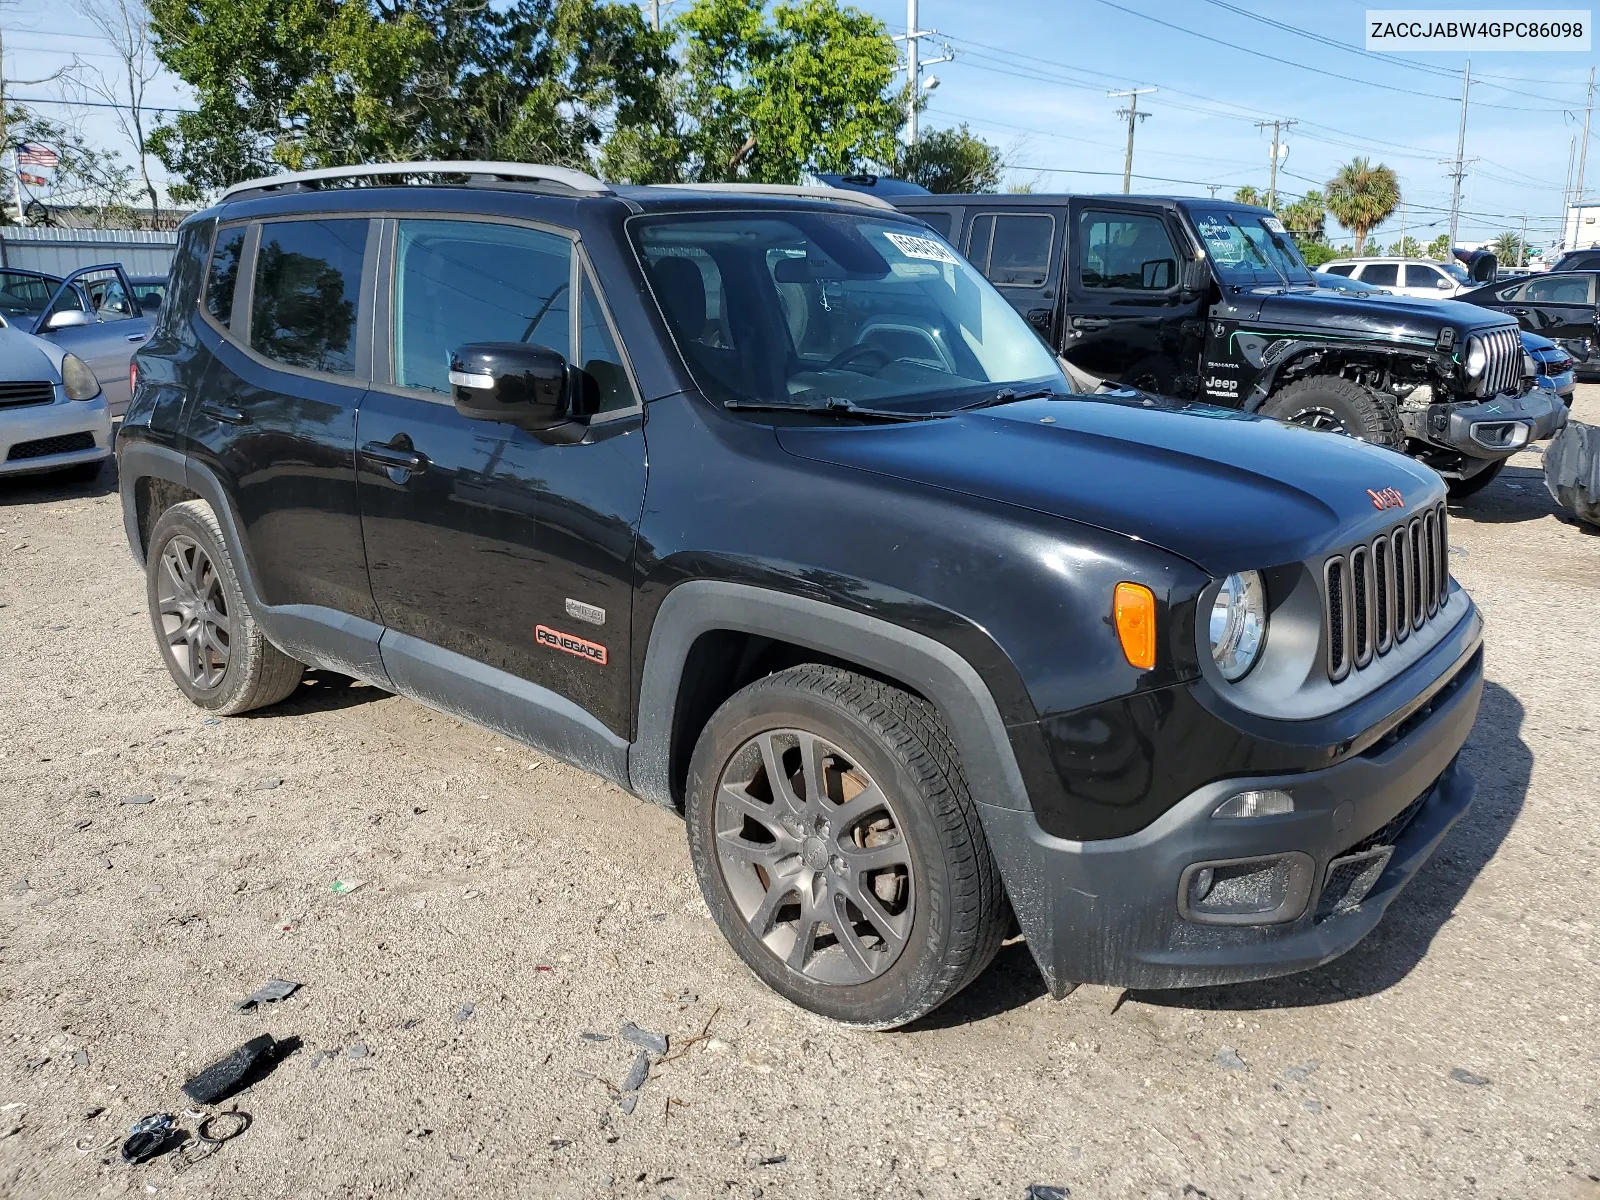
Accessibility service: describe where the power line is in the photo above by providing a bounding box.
[1088,0,1572,114]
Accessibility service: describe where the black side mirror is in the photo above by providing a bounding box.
[449,342,582,433]
[1179,258,1210,296]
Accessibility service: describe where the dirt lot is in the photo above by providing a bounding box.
[1,391,1598,1200]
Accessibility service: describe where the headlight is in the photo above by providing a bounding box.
[1208,570,1267,682]
[1463,338,1487,379]
[61,353,101,401]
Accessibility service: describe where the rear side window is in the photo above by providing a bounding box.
[1077,211,1178,290]
[393,219,572,395]
[250,218,368,375]
[1360,263,1399,287]
[969,213,1054,286]
[1322,263,1355,277]
[1523,274,1593,304]
[917,211,954,239]
[204,229,244,327]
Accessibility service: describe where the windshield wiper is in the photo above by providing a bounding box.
[1218,211,1293,291]
[954,385,1073,412]
[722,397,934,421]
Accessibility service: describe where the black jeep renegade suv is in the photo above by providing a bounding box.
[118,163,1484,1028]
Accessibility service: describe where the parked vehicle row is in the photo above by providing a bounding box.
[117,162,1484,1028]
[0,263,153,416]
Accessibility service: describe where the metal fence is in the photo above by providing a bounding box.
[0,227,179,278]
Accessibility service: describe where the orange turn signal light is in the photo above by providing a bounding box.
[1114,582,1157,670]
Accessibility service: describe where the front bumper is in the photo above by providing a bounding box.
[980,640,1483,995]
[0,391,112,477]
[1433,387,1567,460]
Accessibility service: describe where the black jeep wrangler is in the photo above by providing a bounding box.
[890,193,1564,494]
[118,164,1483,1028]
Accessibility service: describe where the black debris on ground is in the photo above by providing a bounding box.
[1450,1068,1491,1086]
[234,979,301,1011]
[620,1023,668,1055]
[621,1051,649,1093]
[181,1035,283,1105]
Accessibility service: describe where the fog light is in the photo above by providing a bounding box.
[1178,852,1314,926]
[1212,788,1294,818]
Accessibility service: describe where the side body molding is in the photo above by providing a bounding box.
[629,581,1034,814]
[117,440,393,689]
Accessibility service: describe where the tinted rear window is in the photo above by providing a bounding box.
[1360,263,1399,287]
[205,228,244,327]
[250,219,368,375]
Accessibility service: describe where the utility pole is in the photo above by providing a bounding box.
[1576,66,1596,207]
[1447,59,1471,249]
[1109,87,1155,195]
[1559,134,1577,248]
[649,0,659,31]
[896,0,952,148]
[1520,213,1528,265]
[1254,118,1296,211]
[1206,184,1221,198]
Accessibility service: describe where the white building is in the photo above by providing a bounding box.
[1563,201,1600,251]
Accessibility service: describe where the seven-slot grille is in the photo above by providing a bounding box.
[1323,501,1450,682]
[0,381,56,410]
[1475,326,1523,398]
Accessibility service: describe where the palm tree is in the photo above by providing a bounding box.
[1280,190,1327,240]
[1325,158,1400,255]
[1233,185,1262,206]
[1490,230,1526,266]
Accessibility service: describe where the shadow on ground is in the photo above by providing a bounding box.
[250,669,392,718]
[918,680,1529,1027]
[0,457,118,507]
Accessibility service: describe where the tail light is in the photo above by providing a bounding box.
[129,358,139,397]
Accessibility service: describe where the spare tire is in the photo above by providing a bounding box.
[1261,375,1404,448]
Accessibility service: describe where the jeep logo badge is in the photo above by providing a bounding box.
[1367,487,1404,511]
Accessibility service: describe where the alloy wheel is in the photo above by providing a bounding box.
[156,534,231,689]
[1284,405,1351,435]
[712,728,914,985]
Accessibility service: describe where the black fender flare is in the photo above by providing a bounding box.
[115,440,391,687]
[627,580,1034,814]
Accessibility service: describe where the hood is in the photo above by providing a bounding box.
[1248,285,1518,343]
[0,324,65,380]
[774,392,1444,576]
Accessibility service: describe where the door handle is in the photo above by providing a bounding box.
[1070,316,1110,331]
[200,401,248,425]
[1505,307,1530,316]
[125,333,148,342]
[361,440,430,474]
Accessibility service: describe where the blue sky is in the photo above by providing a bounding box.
[6,0,1597,250]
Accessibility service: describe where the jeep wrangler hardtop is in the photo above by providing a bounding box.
[119,162,1484,1028]
[890,192,1564,495]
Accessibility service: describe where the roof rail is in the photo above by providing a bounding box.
[220,161,613,202]
[653,183,897,212]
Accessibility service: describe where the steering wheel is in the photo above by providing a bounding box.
[823,342,893,374]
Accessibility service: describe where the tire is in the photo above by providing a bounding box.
[685,665,1009,1029]
[1261,375,1404,447]
[145,500,304,714]
[1446,458,1505,499]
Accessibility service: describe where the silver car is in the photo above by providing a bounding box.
[0,318,112,481]
[0,264,152,416]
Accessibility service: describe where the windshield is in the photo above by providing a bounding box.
[631,211,1064,411]
[1439,260,1469,283]
[1189,208,1314,288]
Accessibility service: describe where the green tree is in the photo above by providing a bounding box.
[1278,190,1325,241]
[1387,235,1423,258]
[1232,185,1261,206]
[1325,156,1399,255]
[895,124,1001,193]
[673,0,901,184]
[1490,230,1526,266]
[147,0,675,199]
[1426,233,1452,258]
[1297,241,1338,268]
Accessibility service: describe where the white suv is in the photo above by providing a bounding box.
[1321,258,1470,299]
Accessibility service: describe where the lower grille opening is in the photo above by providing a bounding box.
[7,432,97,461]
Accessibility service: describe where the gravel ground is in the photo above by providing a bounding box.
[1,390,1598,1200]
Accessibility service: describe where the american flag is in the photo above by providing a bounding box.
[17,143,59,168]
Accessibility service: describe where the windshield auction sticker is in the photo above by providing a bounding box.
[884,232,960,265]
[1366,10,1589,50]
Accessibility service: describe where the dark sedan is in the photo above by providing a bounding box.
[1458,270,1598,343]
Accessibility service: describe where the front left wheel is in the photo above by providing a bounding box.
[685,665,1009,1029]
[145,500,304,714]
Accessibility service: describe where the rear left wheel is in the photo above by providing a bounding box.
[145,500,304,714]
[1446,458,1505,498]
[685,665,1008,1029]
